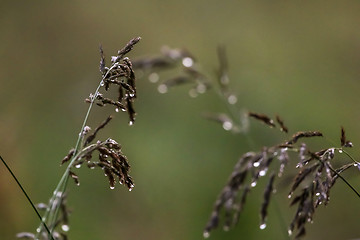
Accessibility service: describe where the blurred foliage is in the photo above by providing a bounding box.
[1,1,360,239]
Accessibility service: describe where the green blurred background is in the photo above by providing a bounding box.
[1,1,360,239]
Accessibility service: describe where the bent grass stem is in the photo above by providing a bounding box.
[35,66,114,239]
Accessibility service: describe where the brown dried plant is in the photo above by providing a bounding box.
[15,37,141,240]
[133,45,360,239]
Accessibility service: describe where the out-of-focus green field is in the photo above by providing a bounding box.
[1,1,360,239]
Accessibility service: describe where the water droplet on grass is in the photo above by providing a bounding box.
[259,223,266,230]
[222,121,233,131]
[189,89,198,98]
[259,169,267,177]
[196,83,206,94]
[61,224,70,232]
[182,57,193,67]
[158,84,168,94]
[253,162,260,167]
[227,95,237,104]
[148,72,159,83]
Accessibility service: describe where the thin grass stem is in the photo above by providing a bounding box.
[0,155,55,240]
[35,65,115,239]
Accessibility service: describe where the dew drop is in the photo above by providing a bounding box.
[182,57,194,67]
[203,231,210,238]
[222,121,233,131]
[288,229,293,236]
[129,188,133,192]
[76,182,80,186]
[196,83,206,94]
[189,89,198,98]
[36,228,41,233]
[61,224,70,232]
[158,84,168,94]
[288,193,292,199]
[227,95,237,105]
[129,92,135,97]
[75,164,81,169]
[259,223,266,230]
[315,192,320,196]
[148,72,159,83]
[110,186,115,190]
[338,149,343,153]
[129,121,134,126]
[251,181,257,187]
[253,162,260,167]
[100,81,105,87]
[354,163,358,167]
[259,169,267,177]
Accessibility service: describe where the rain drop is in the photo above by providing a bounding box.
[253,162,260,167]
[259,223,266,230]
[148,72,159,83]
[196,83,206,94]
[188,89,198,98]
[158,84,168,94]
[222,121,233,131]
[61,224,70,232]
[182,57,193,67]
[227,95,237,105]
[259,169,267,177]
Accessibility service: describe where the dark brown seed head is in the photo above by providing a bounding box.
[248,112,276,128]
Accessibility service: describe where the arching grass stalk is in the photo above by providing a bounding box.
[34,64,117,239]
